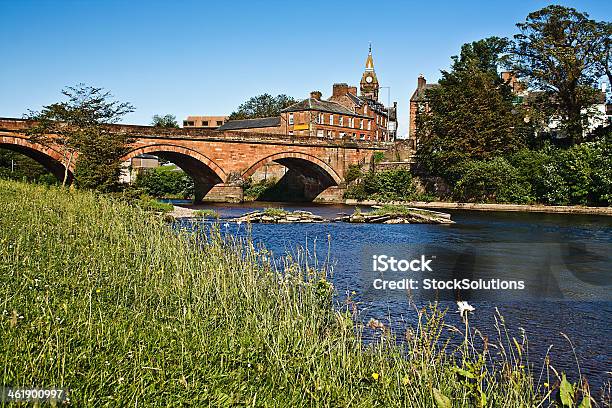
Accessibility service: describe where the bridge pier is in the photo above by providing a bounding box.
[313,186,346,203]
[200,183,244,203]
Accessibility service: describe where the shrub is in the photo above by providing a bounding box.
[134,166,194,199]
[344,169,417,202]
[372,151,385,163]
[452,157,533,203]
[343,183,367,200]
[344,164,362,185]
[243,177,277,200]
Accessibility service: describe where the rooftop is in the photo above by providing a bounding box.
[217,116,281,131]
[410,84,440,102]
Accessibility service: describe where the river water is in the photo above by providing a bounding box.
[175,201,612,390]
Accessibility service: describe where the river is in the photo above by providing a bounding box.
[174,201,612,390]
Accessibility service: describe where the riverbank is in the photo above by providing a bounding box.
[0,180,554,406]
[342,198,612,216]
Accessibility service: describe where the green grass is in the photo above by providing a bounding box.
[0,180,556,406]
[193,209,220,219]
[262,207,288,217]
[355,205,431,217]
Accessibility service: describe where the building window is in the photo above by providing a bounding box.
[318,113,323,124]
[317,129,323,137]
[376,116,379,124]
[327,130,332,138]
[360,119,364,129]
[216,120,223,126]
[330,114,334,125]
[339,116,344,126]
[364,105,368,114]
[368,120,371,130]
[202,121,209,126]
[289,113,294,125]
[352,132,356,139]
[360,134,365,140]
[289,131,294,136]
[183,120,195,127]
[340,132,346,138]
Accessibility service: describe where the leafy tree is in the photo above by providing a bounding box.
[416,37,530,181]
[511,5,611,144]
[151,114,179,128]
[228,94,297,120]
[26,84,134,190]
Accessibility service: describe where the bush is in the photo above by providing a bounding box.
[134,166,194,199]
[344,169,417,202]
[344,164,362,185]
[452,157,533,203]
[243,177,277,200]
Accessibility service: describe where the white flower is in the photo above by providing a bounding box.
[237,221,242,226]
[223,222,230,228]
[456,301,475,318]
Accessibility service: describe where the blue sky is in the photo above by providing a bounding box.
[0,0,609,137]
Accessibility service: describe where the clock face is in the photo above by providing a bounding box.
[366,76,373,83]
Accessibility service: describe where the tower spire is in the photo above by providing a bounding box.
[360,44,379,100]
[365,43,374,72]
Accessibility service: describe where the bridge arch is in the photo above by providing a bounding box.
[0,135,74,182]
[123,144,226,201]
[242,152,342,201]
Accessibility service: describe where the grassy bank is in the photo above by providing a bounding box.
[0,180,555,406]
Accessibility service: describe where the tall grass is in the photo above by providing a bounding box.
[0,180,549,406]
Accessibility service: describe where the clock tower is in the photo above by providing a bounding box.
[360,44,379,100]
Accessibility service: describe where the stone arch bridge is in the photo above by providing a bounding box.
[0,118,390,202]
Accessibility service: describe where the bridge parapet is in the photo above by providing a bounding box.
[0,118,392,149]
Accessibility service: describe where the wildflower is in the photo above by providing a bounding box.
[544,382,549,388]
[371,372,379,381]
[96,289,101,294]
[224,222,230,228]
[456,301,475,319]
[237,221,242,226]
[402,376,410,385]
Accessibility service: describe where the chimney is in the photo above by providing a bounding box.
[417,74,426,90]
[332,83,349,97]
[348,86,358,96]
[310,91,322,100]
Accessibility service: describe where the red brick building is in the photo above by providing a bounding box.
[219,47,397,142]
[408,74,439,150]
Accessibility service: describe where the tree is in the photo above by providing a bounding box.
[151,114,179,128]
[416,37,530,180]
[511,5,611,144]
[228,94,297,120]
[26,84,134,190]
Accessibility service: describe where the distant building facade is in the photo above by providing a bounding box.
[218,47,397,142]
[408,74,439,149]
[119,154,159,183]
[183,116,228,129]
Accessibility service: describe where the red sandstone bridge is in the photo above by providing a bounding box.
[0,118,390,202]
